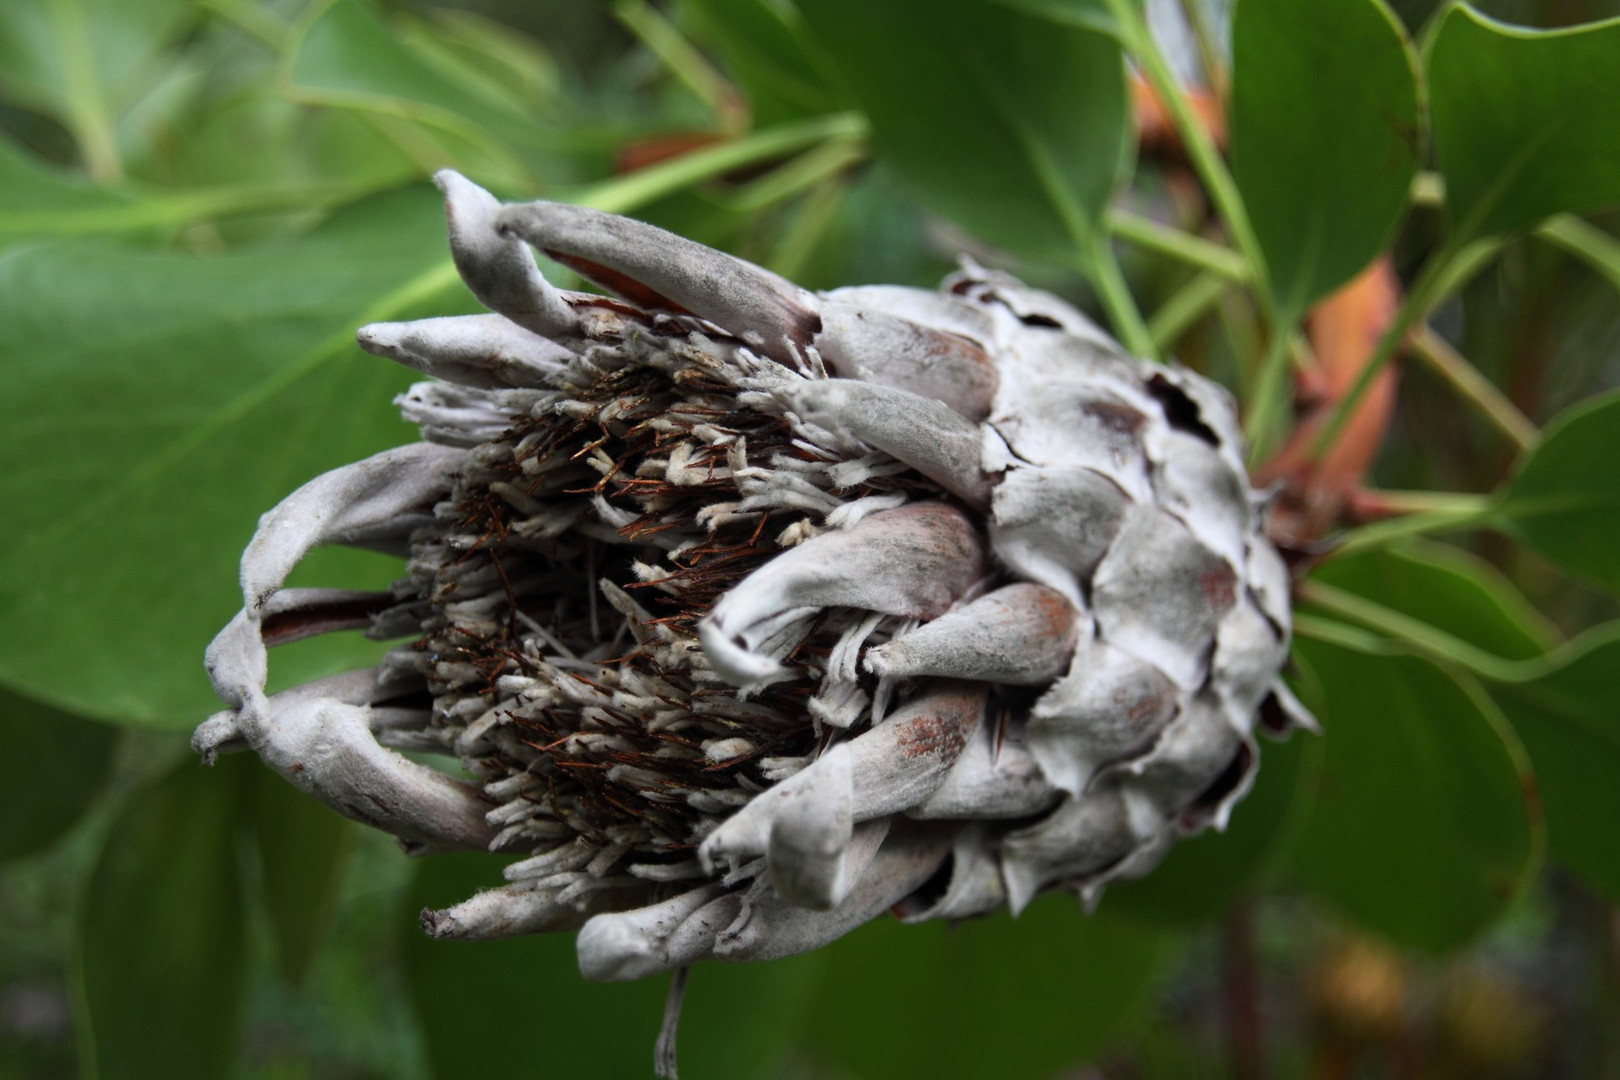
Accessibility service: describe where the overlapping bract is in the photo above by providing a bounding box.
[194,171,1312,981]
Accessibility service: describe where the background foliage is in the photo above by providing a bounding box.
[2,0,1619,1077]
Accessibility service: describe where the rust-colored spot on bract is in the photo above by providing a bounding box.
[1198,563,1237,610]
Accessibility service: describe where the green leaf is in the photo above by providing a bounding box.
[1230,0,1421,316]
[1492,388,1620,594]
[0,0,194,179]
[284,0,568,191]
[0,134,136,236]
[1308,540,1561,661]
[144,89,418,195]
[679,954,824,1080]
[248,764,355,986]
[1426,5,1620,243]
[1488,624,1620,903]
[75,755,251,1080]
[1285,638,1539,952]
[1537,214,1620,297]
[806,895,1168,1079]
[985,0,1120,37]
[0,687,118,861]
[677,0,845,125]
[0,186,466,726]
[403,852,822,1080]
[1106,727,1319,925]
[796,0,1129,260]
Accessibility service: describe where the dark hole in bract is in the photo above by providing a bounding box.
[893,851,954,919]
[1017,312,1063,329]
[1180,741,1254,829]
[1146,373,1219,446]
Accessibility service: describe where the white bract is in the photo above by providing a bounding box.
[196,171,1313,986]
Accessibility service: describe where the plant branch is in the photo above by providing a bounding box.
[1305,250,1442,460]
[1408,325,1538,449]
[1537,213,1620,293]
[1106,0,1267,299]
[1176,0,1227,96]
[53,0,122,183]
[613,0,744,133]
[1298,580,1560,682]
[1351,488,1492,516]
[1329,494,1496,555]
[716,136,866,215]
[1309,236,1508,461]
[1090,235,1158,359]
[1149,270,1228,349]
[1107,208,1248,280]
[1243,324,1295,462]
[576,113,868,214]
[0,180,395,235]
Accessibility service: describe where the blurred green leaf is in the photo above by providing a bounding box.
[1537,214,1620,296]
[1426,5,1620,243]
[0,187,465,726]
[1489,624,1620,903]
[678,952,824,1080]
[404,852,822,1080]
[0,0,194,178]
[75,755,251,1080]
[283,0,563,191]
[796,0,1129,259]
[1492,388,1620,594]
[678,0,844,125]
[146,89,418,195]
[0,688,117,861]
[1308,541,1561,661]
[1285,638,1539,952]
[248,763,355,987]
[806,894,1167,1079]
[987,0,1120,37]
[403,8,562,114]
[1535,215,1620,299]
[404,854,663,1079]
[0,133,135,236]
[1230,0,1421,316]
[1106,727,1319,925]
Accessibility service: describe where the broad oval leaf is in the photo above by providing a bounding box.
[1285,637,1539,952]
[1427,5,1620,243]
[75,755,251,1080]
[0,187,466,726]
[0,688,118,861]
[1488,624,1620,903]
[1309,540,1561,661]
[248,763,355,987]
[404,852,821,1080]
[796,0,1129,260]
[1492,388,1620,594]
[805,895,1168,1078]
[0,135,136,238]
[1230,0,1421,317]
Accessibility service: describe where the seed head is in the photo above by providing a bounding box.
[195,171,1312,988]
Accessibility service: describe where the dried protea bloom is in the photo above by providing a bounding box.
[196,171,1313,990]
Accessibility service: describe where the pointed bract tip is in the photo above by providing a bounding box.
[697,619,793,689]
[354,321,403,356]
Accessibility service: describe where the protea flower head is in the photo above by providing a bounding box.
[195,170,1313,993]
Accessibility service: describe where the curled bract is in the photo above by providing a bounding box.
[195,171,1312,998]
